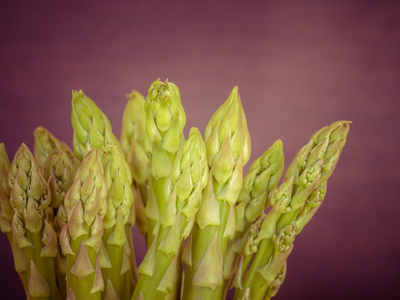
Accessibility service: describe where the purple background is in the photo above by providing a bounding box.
[1,1,399,299]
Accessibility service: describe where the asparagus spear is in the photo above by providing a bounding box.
[144,79,186,247]
[101,144,137,299]
[71,90,121,160]
[233,120,350,299]
[132,127,208,300]
[61,148,108,299]
[34,126,80,169]
[223,140,284,292]
[182,87,251,299]
[120,90,150,236]
[1,143,30,294]
[9,144,58,300]
[41,150,77,299]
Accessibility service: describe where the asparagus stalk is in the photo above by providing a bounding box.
[144,79,186,247]
[41,150,77,299]
[9,144,58,300]
[120,90,150,236]
[223,140,284,292]
[132,127,208,300]
[1,143,30,294]
[61,148,108,299]
[233,120,350,300]
[34,126,80,169]
[182,87,251,299]
[71,90,121,160]
[101,144,137,299]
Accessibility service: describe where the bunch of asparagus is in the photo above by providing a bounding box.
[0,79,350,300]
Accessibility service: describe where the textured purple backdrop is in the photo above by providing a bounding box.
[1,1,399,299]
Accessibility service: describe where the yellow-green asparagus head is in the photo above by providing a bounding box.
[34,126,79,169]
[71,90,120,160]
[285,120,351,187]
[42,150,77,210]
[61,148,108,252]
[204,87,251,205]
[145,79,186,154]
[102,144,134,241]
[120,90,149,184]
[161,127,209,238]
[8,144,56,258]
[236,140,284,230]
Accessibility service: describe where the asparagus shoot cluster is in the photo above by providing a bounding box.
[0,79,350,300]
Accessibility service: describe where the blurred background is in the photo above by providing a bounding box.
[1,1,399,299]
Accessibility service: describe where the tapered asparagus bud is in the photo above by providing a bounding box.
[144,79,186,246]
[236,140,284,231]
[0,143,30,293]
[275,120,351,232]
[8,144,58,300]
[71,90,121,160]
[234,121,350,300]
[120,90,150,185]
[120,90,150,237]
[223,140,284,293]
[101,144,137,298]
[132,127,208,300]
[285,120,351,189]
[34,126,79,169]
[42,150,77,210]
[61,148,108,299]
[183,87,251,300]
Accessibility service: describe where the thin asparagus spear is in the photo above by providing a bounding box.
[144,79,186,247]
[9,144,58,300]
[182,87,251,299]
[132,127,208,300]
[61,148,108,299]
[120,90,150,236]
[0,143,30,294]
[102,144,137,299]
[233,120,350,300]
[42,150,77,299]
[223,140,284,293]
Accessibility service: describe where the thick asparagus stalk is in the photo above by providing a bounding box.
[120,90,150,236]
[223,140,284,292]
[132,127,208,300]
[61,148,108,299]
[144,79,186,247]
[101,144,137,299]
[233,120,350,300]
[71,90,121,160]
[182,87,251,299]
[9,144,58,300]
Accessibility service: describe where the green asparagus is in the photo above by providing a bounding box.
[182,86,251,299]
[143,79,186,247]
[9,144,58,299]
[0,79,351,300]
[132,127,208,300]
